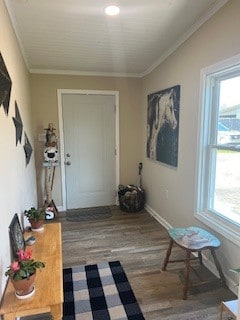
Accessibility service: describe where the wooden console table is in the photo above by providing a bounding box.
[162,226,226,300]
[0,222,63,320]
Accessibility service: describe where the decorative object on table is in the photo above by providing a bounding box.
[147,85,180,167]
[45,206,55,220]
[23,132,33,166]
[43,123,59,218]
[25,236,36,246]
[5,249,45,299]
[12,101,23,145]
[24,207,47,231]
[63,260,145,320]
[9,214,25,259]
[0,51,12,116]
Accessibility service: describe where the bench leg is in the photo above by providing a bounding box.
[210,249,227,287]
[183,250,191,300]
[198,251,203,265]
[162,239,174,271]
[219,302,224,320]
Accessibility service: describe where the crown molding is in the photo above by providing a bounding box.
[142,0,231,77]
[4,0,30,70]
[29,68,142,78]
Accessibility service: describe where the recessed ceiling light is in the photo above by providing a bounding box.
[105,5,120,16]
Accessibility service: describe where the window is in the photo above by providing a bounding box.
[196,54,240,245]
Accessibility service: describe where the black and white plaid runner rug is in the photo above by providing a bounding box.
[63,261,145,320]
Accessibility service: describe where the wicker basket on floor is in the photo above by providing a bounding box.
[118,185,145,212]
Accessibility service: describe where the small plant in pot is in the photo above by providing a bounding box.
[5,249,45,298]
[24,207,46,231]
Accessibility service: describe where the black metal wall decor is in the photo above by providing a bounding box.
[12,101,23,145]
[147,85,180,167]
[0,52,12,115]
[0,52,33,167]
[23,132,33,165]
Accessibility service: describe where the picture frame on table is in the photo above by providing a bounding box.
[9,213,25,259]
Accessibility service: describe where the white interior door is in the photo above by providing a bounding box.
[61,93,116,209]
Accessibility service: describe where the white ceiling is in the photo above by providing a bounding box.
[5,0,229,77]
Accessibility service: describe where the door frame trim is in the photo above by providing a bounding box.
[57,89,120,211]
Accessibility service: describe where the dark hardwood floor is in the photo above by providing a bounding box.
[58,206,236,320]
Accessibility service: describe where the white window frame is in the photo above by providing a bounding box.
[195,53,240,247]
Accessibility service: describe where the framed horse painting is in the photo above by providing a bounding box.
[147,85,180,167]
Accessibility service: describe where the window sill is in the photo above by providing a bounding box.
[195,210,240,247]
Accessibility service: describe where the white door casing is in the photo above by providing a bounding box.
[57,89,119,211]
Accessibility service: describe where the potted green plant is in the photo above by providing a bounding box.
[24,207,46,231]
[5,249,45,298]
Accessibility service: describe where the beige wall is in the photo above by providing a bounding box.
[141,0,240,291]
[30,74,142,208]
[0,0,37,297]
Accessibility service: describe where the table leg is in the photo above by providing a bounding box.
[51,303,63,320]
[210,249,227,287]
[183,250,191,300]
[162,238,174,271]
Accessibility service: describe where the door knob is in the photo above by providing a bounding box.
[64,161,71,166]
[66,153,71,157]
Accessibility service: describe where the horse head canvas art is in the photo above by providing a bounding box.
[147,85,180,167]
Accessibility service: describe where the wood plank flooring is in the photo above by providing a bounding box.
[58,206,236,320]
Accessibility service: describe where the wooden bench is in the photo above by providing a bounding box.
[0,222,63,320]
[220,300,238,320]
[162,226,226,300]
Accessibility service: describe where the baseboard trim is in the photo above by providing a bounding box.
[144,204,172,230]
[57,205,64,212]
